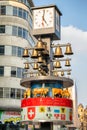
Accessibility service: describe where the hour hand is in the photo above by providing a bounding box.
[44,18,48,25]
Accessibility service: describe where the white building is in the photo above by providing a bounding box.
[0,0,35,125]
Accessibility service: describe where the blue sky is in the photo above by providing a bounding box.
[33,0,87,107]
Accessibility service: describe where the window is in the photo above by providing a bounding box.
[18,27,22,37]
[18,8,22,18]
[16,89,21,99]
[23,28,26,39]
[0,88,3,98]
[4,88,10,98]
[28,15,33,28]
[12,26,17,36]
[0,25,5,33]
[18,47,21,57]
[10,88,15,98]
[23,10,28,20]
[12,46,17,56]
[13,7,17,16]
[17,68,22,78]
[0,45,4,55]
[21,89,25,98]
[0,66,4,76]
[0,6,6,15]
[11,67,16,77]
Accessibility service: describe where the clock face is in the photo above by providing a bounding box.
[33,7,54,29]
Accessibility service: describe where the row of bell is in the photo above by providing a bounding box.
[54,44,73,58]
[25,59,70,70]
[54,59,71,68]
[22,38,73,58]
[53,70,71,76]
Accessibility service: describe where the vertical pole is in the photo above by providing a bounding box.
[42,37,53,76]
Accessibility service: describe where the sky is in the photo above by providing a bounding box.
[33,0,87,107]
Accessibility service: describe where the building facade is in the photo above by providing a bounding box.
[0,0,35,128]
[78,104,87,130]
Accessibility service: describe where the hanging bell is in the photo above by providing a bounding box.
[37,56,43,63]
[31,49,38,58]
[38,67,41,71]
[30,72,33,77]
[35,38,44,51]
[24,63,29,69]
[67,70,71,75]
[54,46,64,58]
[54,61,61,68]
[36,72,40,76]
[33,62,38,70]
[22,49,29,57]
[61,71,64,76]
[53,71,58,76]
[65,59,71,67]
[65,44,73,55]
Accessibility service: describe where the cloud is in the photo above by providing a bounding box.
[60,26,87,107]
[61,25,87,53]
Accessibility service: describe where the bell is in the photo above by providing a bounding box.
[33,62,38,70]
[65,59,71,67]
[35,38,44,51]
[30,72,33,77]
[31,49,38,58]
[24,63,29,69]
[37,56,43,63]
[54,46,64,58]
[38,67,41,71]
[61,71,64,76]
[67,70,71,75]
[36,72,40,76]
[65,44,73,55]
[54,61,61,68]
[53,71,58,76]
[22,49,29,57]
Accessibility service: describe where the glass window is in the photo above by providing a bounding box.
[4,88,10,98]
[12,26,17,36]
[0,88,3,98]
[11,67,16,77]
[23,28,26,39]
[0,6,6,15]
[12,46,17,56]
[23,10,28,20]
[17,68,22,78]
[23,29,26,38]
[18,47,21,57]
[16,89,21,99]
[28,15,33,28]
[0,66,4,76]
[18,27,22,37]
[0,25,5,33]
[18,8,22,18]
[21,89,25,98]
[13,6,17,16]
[10,88,15,98]
[0,45,4,55]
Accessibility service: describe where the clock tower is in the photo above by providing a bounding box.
[32,5,62,40]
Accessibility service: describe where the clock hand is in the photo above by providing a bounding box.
[42,10,48,25]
